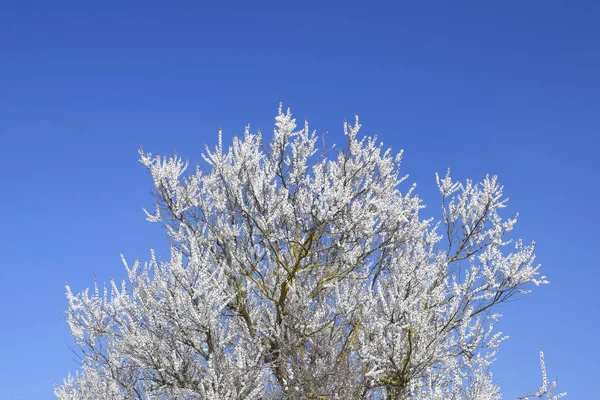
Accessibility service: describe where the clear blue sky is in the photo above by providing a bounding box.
[1,1,598,398]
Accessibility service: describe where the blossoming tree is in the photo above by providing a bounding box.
[56,107,565,399]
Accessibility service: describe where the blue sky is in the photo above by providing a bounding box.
[1,1,598,398]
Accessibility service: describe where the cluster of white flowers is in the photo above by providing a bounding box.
[56,106,565,399]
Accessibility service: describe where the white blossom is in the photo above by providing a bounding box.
[56,106,564,399]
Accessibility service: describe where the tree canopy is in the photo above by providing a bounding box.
[56,107,565,399]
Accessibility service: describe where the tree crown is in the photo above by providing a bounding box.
[56,106,564,400]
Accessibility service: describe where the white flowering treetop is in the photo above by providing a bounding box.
[56,107,565,399]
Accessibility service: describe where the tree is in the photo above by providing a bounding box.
[56,106,565,399]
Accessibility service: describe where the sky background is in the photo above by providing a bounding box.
[1,1,598,398]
